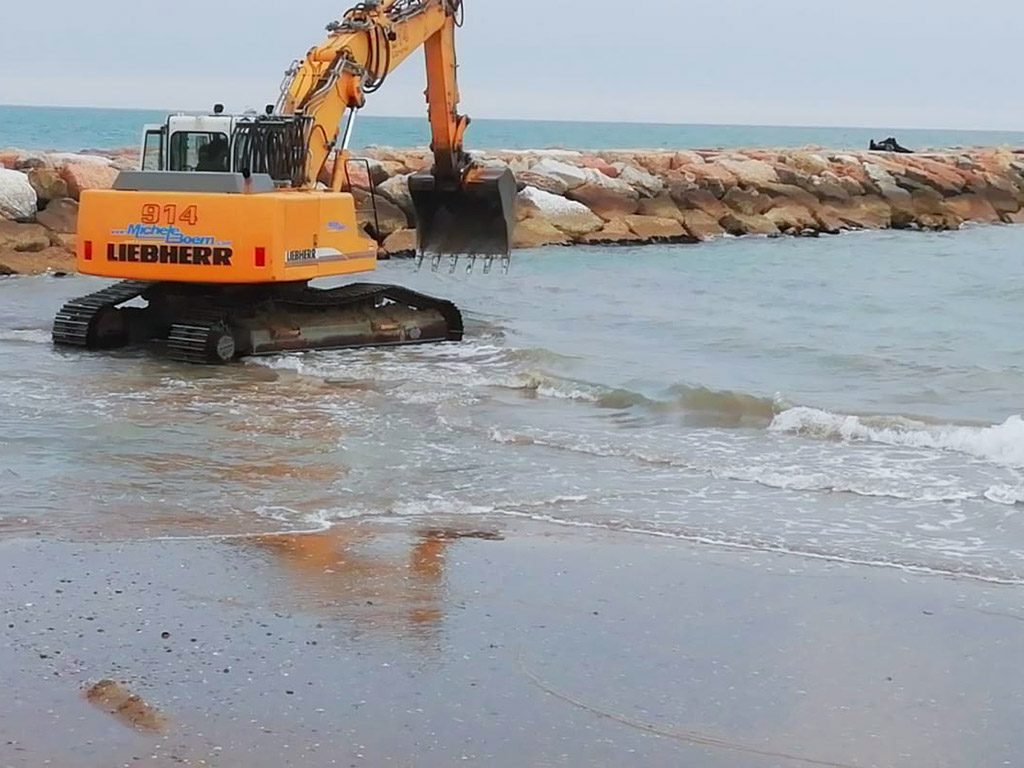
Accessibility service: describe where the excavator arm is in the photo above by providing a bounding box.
[278,0,515,257]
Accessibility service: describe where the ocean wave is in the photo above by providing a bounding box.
[486,427,980,503]
[771,407,1024,468]
[506,377,783,426]
[661,384,785,426]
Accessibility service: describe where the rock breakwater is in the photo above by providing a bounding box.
[2,143,1024,274]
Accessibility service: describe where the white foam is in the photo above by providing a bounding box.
[771,407,1024,468]
[0,328,51,344]
[984,485,1024,506]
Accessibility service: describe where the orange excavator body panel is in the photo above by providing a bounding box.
[76,188,378,284]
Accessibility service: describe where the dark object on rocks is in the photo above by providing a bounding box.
[870,137,913,154]
[0,263,13,276]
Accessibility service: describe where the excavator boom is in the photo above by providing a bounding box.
[281,0,515,257]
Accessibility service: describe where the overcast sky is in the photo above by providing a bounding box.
[1,0,1019,129]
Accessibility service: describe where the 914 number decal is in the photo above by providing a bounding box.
[141,204,199,226]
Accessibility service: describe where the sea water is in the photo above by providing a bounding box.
[3,104,1024,152]
[3,225,1024,584]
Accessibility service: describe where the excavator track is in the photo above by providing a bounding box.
[52,280,153,348]
[51,280,463,364]
[166,310,234,365]
[279,282,464,341]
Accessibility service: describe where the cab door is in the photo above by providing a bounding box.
[140,125,166,171]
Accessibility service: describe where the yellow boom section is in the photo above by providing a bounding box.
[280,0,468,190]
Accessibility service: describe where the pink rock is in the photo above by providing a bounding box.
[60,163,118,200]
[579,155,619,178]
[944,194,1001,224]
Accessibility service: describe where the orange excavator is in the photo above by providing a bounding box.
[52,0,516,363]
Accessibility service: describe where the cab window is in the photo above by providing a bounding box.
[142,130,164,170]
[169,132,230,172]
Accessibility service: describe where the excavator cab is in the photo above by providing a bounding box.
[409,165,517,258]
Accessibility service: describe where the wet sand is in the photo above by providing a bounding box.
[3,519,1022,768]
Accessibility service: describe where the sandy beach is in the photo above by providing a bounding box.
[3,517,1022,768]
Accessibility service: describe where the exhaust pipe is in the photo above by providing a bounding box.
[409,166,517,257]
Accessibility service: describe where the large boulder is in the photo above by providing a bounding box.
[36,198,79,234]
[722,187,773,216]
[717,157,779,187]
[720,212,780,237]
[516,170,568,196]
[633,152,675,176]
[517,186,603,237]
[529,158,590,191]
[831,196,893,230]
[808,172,853,202]
[637,194,685,223]
[944,194,1001,224]
[677,163,737,198]
[353,189,410,240]
[678,209,725,241]
[513,218,569,249]
[782,152,831,176]
[764,202,820,233]
[375,174,415,219]
[0,245,75,275]
[613,164,666,198]
[622,215,688,241]
[579,155,619,178]
[565,169,640,221]
[0,169,38,220]
[758,182,819,210]
[811,205,850,234]
[61,163,118,200]
[577,218,645,245]
[672,188,731,221]
[27,167,68,204]
[381,228,417,257]
[979,187,1022,216]
[670,151,706,169]
[901,157,967,195]
[0,220,51,252]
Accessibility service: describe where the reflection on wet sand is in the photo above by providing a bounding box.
[251,525,503,644]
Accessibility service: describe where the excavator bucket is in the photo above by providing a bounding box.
[409,166,517,257]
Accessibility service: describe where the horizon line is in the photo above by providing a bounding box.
[1,102,1022,136]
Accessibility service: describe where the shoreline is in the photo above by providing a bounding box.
[4,517,1022,767]
[3,143,1024,274]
